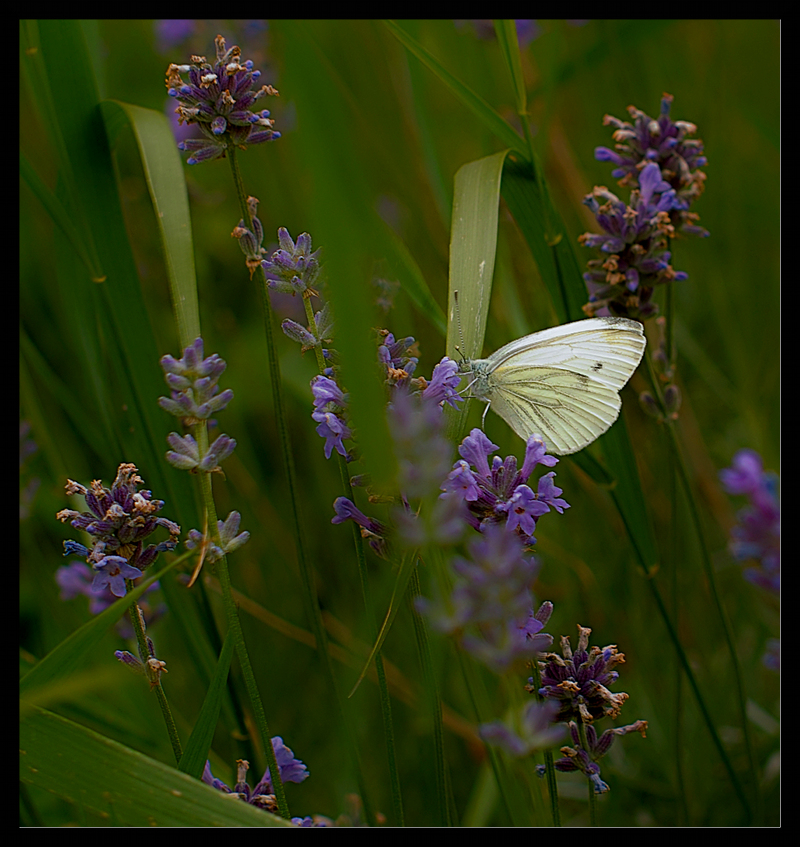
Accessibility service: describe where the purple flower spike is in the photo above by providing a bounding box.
[440,429,568,545]
[331,497,387,558]
[582,94,708,320]
[167,34,280,165]
[56,464,180,585]
[719,449,780,593]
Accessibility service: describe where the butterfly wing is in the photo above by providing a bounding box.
[483,317,646,454]
[486,366,623,454]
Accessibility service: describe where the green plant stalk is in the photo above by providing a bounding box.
[227,148,378,826]
[640,336,756,819]
[408,567,452,826]
[664,255,689,826]
[335,464,405,826]
[192,423,290,818]
[527,659,561,826]
[126,586,183,764]
[664,418,758,793]
[576,720,597,825]
[299,292,405,825]
[610,472,751,821]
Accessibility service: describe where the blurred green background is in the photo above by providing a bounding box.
[20,20,779,826]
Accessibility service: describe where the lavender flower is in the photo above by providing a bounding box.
[331,497,387,558]
[115,634,168,689]
[56,561,164,633]
[388,386,454,501]
[311,374,352,460]
[159,337,239,472]
[536,625,647,793]
[56,464,180,598]
[417,524,554,672]
[282,301,333,355]
[553,719,648,795]
[440,429,567,546]
[596,93,708,231]
[582,94,708,319]
[719,449,780,672]
[231,196,266,278]
[261,228,321,297]
[185,511,251,565]
[719,449,780,592]
[377,331,419,389]
[202,739,308,810]
[166,34,279,165]
[420,357,463,409]
[480,699,566,757]
[537,625,628,723]
[159,337,234,423]
[389,385,466,548]
[580,163,688,320]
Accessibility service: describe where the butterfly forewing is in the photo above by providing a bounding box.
[486,317,646,391]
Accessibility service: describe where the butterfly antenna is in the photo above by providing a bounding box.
[453,290,467,364]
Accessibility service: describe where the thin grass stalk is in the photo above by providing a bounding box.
[408,566,452,826]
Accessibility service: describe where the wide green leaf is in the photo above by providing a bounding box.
[20,705,292,827]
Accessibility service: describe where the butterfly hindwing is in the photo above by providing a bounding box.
[487,365,623,455]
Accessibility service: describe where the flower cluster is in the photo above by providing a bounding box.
[479,699,566,758]
[418,524,554,672]
[719,449,780,593]
[115,632,169,689]
[202,740,310,814]
[440,429,568,546]
[331,496,387,558]
[166,34,280,165]
[582,94,708,320]
[553,718,648,794]
[56,464,180,598]
[580,163,688,320]
[159,337,236,471]
[231,196,267,278]
[324,351,466,553]
[377,331,419,388]
[596,93,708,227]
[535,625,647,793]
[282,301,334,357]
[719,449,780,672]
[311,375,352,461]
[262,227,321,297]
[185,511,251,565]
[537,625,628,723]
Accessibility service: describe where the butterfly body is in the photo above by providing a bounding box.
[460,317,646,455]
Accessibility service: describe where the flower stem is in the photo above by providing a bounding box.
[127,593,183,764]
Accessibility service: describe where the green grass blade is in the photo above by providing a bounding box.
[446,150,510,361]
[100,101,201,347]
[384,20,527,158]
[20,704,292,827]
[178,629,235,779]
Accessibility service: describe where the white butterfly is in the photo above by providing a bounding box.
[460,316,646,455]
